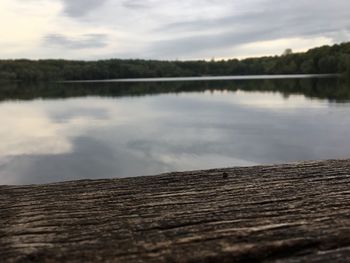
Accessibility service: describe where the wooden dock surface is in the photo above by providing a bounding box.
[1,159,350,262]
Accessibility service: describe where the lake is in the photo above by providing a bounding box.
[1,76,350,185]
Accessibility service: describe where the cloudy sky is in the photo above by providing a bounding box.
[1,0,349,60]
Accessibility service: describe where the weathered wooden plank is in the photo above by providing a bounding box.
[1,159,350,263]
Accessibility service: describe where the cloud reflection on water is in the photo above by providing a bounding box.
[0,90,350,185]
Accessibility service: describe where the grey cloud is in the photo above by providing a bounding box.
[161,0,349,33]
[8,0,350,59]
[122,0,151,9]
[44,33,108,49]
[149,0,350,58]
[60,0,108,17]
[148,26,287,58]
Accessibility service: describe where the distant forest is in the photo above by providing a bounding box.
[0,42,350,81]
[1,78,349,102]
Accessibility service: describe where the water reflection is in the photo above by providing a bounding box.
[0,78,350,185]
[1,77,350,102]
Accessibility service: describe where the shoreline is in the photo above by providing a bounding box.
[59,73,340,83]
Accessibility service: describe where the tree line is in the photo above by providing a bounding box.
[0,42,349,81]
[1,77,349,102]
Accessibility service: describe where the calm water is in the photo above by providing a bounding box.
[1,76,350,185]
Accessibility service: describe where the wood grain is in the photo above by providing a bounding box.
[1,159,350,262]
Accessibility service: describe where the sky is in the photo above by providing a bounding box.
[1,0,349,60]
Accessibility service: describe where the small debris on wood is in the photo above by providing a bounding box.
[1,159,350,263]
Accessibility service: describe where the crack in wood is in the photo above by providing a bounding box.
[1,159,350,262]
